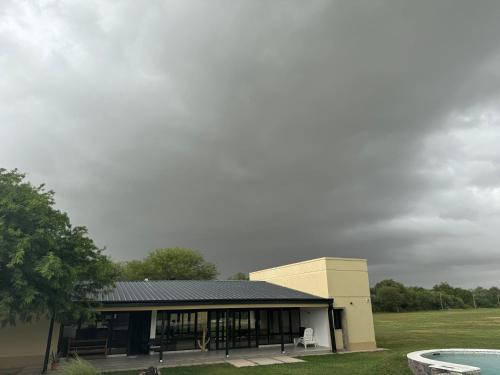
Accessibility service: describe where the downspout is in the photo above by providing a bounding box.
[225,309,230,358]
[327,300,337,353]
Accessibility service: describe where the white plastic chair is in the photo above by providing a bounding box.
[295,328,318,349]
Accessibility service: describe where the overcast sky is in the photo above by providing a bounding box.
[2,1,500,287]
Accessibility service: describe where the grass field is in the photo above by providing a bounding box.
[108,308,500,375]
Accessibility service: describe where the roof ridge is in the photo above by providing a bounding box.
[115,279,259,283]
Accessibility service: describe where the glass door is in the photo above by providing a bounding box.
[212,310,226,350]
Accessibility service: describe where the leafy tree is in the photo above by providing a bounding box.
[227,272,249,280]
[410,288,440,311]
[453,288,474,307]
[372,279,482,312]
[433,282,473,308]
[472,287,500,308]
[0,169,116,326]
[489,287,500,307]
[375,286,405,312]
[115,260,145,281]
[118,248,217,280]
[372,279,409,311]
[433,282,455,295]
[374,279,406,292]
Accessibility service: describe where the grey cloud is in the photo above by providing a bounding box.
[2,0,500,287]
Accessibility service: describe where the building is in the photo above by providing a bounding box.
[250,257,377,351]
[0,257,376,373]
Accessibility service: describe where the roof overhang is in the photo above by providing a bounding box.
[94,298,333,311]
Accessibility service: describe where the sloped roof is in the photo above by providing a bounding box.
[95,280,330,306]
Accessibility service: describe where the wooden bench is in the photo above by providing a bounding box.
[67,338,108,357]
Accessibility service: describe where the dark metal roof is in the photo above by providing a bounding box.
[94,280,330,306]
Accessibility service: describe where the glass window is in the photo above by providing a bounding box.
[248,310,257,347]
[150,308,300,352]
[156,311,167,337]
[108,313,130,354]
[258,310,269,345]
[61,312,130,356]
[269,310,281,344]
[196,311,208,349]
[58,323,77,356]
[232,310,250,348]
[256,308,300,346]
[155,311,200,351]
[209,311,221,350]
[333,309,343,330]
[282,309,290,338]
[291,308,300,336]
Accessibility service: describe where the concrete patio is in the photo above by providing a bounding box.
[79,345,331,373]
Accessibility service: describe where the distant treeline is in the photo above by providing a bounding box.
[371,279,500,312]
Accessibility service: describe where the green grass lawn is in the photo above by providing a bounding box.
[107,308,500,375]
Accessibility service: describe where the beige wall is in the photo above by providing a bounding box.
[250,257,377,351]
[0,318,59,371]
[300,307,331,348]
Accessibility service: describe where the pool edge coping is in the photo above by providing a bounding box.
[406,348,500,373]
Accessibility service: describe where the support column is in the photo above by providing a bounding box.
[194,312,198,348]
[328,302,337,353]
[150,310,157,339]
[232,311,236,348]
[247,309,251,348]
[255,310,260,347]
[225,309,230,358]
[215,311,220,350]
[267,311,271,344]
[159,311,166,362]
[165,314,170,356]
[207,310,212,351]
[42,312,55,374]
[279,309,285,354]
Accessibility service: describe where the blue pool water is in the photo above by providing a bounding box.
[423,352,500,375]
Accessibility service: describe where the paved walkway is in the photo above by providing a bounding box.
[86,345,330,372]
[7,347,388,374]
[5,346,330,374]
[227,355,304,367]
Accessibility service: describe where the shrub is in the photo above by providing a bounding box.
[62,357,99,375]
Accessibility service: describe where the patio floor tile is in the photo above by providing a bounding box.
[227,359,258,367]
[272,356,305,363]
[248,357,283,365]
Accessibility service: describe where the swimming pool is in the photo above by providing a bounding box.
[423,351,500,374]
[407,349,500,374]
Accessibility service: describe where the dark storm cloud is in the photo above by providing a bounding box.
[2,0,500,287]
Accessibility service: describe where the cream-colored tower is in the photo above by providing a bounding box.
[250,257,377,351]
